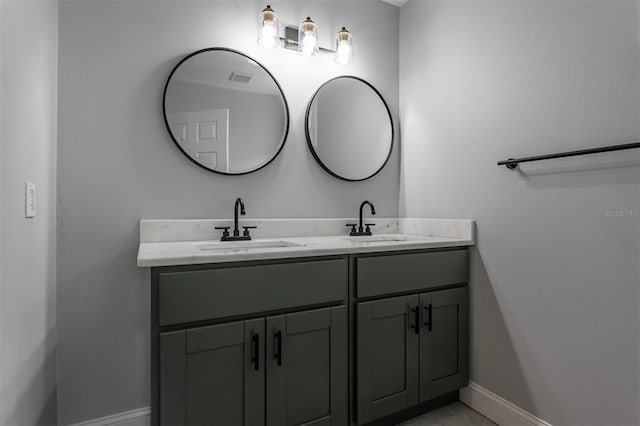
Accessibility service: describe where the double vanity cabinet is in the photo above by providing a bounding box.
[147,241,470,426]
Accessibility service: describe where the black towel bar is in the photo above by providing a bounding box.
[498,142,640,169]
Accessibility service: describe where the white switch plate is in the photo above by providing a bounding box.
[25,181,36,218]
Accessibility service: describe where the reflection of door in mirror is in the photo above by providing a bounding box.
[167,109,229,172]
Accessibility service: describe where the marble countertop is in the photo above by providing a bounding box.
[137,218,475,267]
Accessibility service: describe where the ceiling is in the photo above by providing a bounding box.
[380,0,408,7]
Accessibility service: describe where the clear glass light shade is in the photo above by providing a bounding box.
[257,5,280,48]
[334,27,353,64]
[298,17,319,57]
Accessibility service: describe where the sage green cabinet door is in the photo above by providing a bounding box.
[266,306,347,426]
[356,295,420,424]
[419,287,469,402]
[159,319,265,426]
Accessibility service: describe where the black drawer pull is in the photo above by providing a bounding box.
[410,306,420,335]
[274,330,283,366]
[424,304,433,332]
[251,333,260,371]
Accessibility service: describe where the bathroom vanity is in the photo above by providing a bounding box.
[138,218,474,425]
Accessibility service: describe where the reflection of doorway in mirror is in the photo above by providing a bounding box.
[168,108,229,172]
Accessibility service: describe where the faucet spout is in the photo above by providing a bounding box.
[233,198,245,237]
[359,200,376,233]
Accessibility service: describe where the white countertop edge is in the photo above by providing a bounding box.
[137,236,474,268]
[137,218,476,268]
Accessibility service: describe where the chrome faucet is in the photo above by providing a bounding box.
[215,197,257,241]
[346,200,376,236]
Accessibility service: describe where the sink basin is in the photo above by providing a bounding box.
[345,234,415,243]
[195,240,304,251]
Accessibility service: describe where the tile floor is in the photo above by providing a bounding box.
[398,402,497,426]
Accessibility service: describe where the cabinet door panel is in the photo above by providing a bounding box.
[356,295,419,424]
[160,319,265,426]
[159,331,186,426]
[267,307,347,426]
[186,344,244,425]
[372,314,406,399]
[419,287,469,402]
[287,327,331,423]
[431,303,460,380]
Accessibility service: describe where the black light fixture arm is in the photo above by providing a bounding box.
[498,142,640,170]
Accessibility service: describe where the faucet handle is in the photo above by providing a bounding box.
[346,223,358,235]
[242,226,257,238]
[215,226,230,240]
[364,223,376,233]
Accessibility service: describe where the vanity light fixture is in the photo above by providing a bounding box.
[257,5,353,64]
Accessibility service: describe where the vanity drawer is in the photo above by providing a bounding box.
[158,258,347,326]
[356,249,468,298]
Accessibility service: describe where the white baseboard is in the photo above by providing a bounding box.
[460,381,551,426]
[68,407,151,426]
[68,382,548,426]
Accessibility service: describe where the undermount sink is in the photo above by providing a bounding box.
[345,234,416,243]
[195,240,304,251]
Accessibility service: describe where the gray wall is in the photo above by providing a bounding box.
[400,1,639,425]
[57,1,399,423]
[0,0,58,424]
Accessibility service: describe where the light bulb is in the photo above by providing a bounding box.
[301,33,317,56]
[259,24,277,48]
[335,41,351,64]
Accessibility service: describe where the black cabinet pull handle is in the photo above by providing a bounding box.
[274,330,283,366]
[424,304,433,332]
[251,333,260,371]
[410,306,420,335]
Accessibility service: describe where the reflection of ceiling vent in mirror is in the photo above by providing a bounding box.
[229,71,254,83]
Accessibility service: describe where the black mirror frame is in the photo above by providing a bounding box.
[304,75,394,182]
[162,47,290,176]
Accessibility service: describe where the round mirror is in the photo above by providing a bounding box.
[163,48,289,175]
[305,76,393,181]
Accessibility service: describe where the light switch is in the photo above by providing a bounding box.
[25,181,35,218]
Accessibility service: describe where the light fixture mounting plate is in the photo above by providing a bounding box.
[283,25,299,50]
